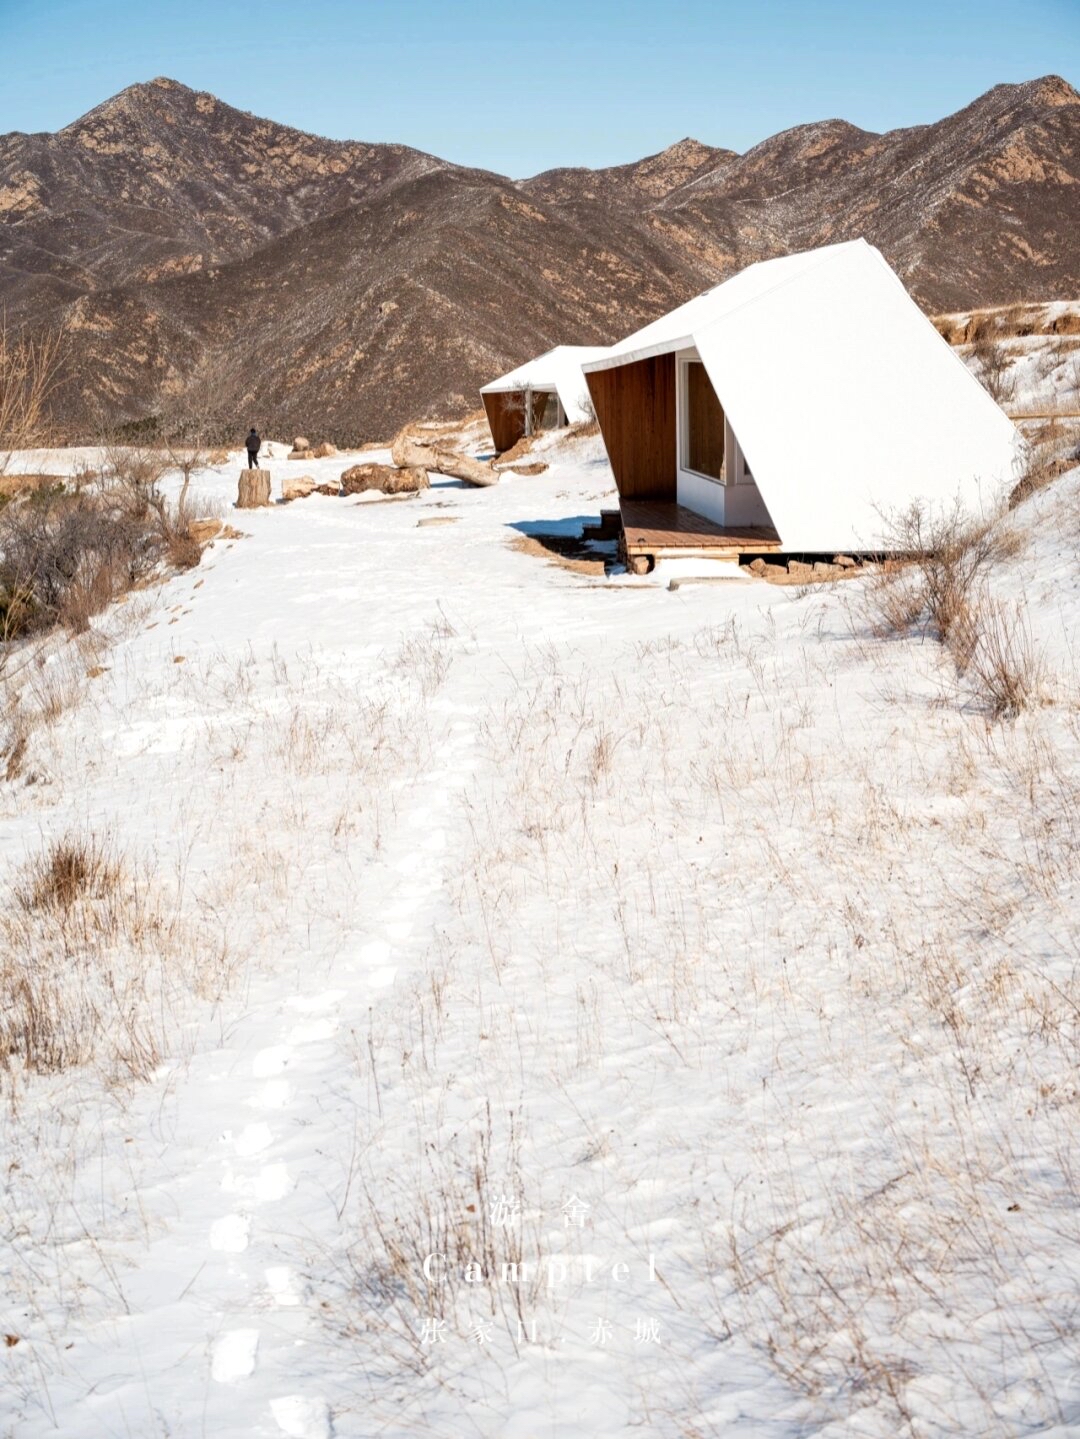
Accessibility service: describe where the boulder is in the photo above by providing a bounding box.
[315,482,341,496]
[787,559,814,579]
[833,554,857,568]
[237,468,271,508]
[292,436,311,453]
[281,475,316,502]
[188,518,223,544]
[747,557,768,575]
[340,463,430,496]
[288,449,314,461]
[311,442,337,459]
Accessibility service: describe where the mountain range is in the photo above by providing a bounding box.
[2,73,1079,442]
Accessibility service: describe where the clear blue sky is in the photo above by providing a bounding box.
[1,0,1077,175]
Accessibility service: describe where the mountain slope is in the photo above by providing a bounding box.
[2,74,1079,439]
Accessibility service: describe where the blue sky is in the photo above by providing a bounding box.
[2,0,1077,175]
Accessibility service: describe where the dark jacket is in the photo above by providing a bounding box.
[246,430,261,454]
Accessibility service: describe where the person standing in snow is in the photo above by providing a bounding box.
[245,427,261,468]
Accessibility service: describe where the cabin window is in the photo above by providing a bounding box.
[533,390,561,431]
[683,361,725,482]
[525,388,564,434]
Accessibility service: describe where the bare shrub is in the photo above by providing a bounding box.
[1009,419,1078,508]
[0,490,162,637]
[975,339,1017,406]
[861,561,926,639]
[967,596,1045,719]
[100,442,169,504]
[0,322,65,473]
[865,501,1016,654]
[969,317,1017,406]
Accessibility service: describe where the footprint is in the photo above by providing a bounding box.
[266,1265,305,1307]
[255,1162,291,1203]
[210,1213,250,1253]
[235,1122,274,1157]
[253,1045,293,1078]
[358,939,391,966]
[288,1017,337,1045]
[212,1327,259,1382]
[252,1079,291,1110]
[286,990,346,1014]
[270,1395,332,1438]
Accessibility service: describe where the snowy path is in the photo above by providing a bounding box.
[3,440,1080,1438]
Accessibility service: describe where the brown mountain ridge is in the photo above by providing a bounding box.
[2,73,1079,442]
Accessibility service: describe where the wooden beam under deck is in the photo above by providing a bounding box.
[620,501,782,559]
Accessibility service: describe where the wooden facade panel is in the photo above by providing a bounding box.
[686,360,725,479]
[482,389,560,452]
[586,354,676,502]
[482,391,526,453]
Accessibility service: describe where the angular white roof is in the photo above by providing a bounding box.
[584,240,1023,552]
[481,345,610,424]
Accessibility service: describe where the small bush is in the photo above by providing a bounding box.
[1009,420,1078,508]
[969,318,1017,406]
[0,481,203,638]
[968,597,1044,719]
[16,833,120,914]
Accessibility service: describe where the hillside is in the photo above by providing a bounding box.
[3,73,1080,440]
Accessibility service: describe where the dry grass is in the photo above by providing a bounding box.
[1,829,231,1079]
[0,323,64,474]
[1009,418,1078,508]
[968,596,1045,719]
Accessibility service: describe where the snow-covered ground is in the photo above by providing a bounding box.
[1,426,1079,1438]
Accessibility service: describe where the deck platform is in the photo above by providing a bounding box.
[619,501,782,564]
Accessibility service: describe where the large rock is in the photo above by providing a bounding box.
[341,463,429,495]
[311,442,337,458]
[292,436,311,453]
[237,468,271,508]
[288,449,313,461]
[281,474,316,502]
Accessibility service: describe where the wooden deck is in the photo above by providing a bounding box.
[620,501,782,562]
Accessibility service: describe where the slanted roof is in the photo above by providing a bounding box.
[481,345,610,424]
[584,240,1023,552]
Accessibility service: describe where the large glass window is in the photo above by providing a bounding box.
[684,361,725,481]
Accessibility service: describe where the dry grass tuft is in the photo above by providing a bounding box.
[15,832,120,915]
[1,830,232,1079]
[967,597,1045,719]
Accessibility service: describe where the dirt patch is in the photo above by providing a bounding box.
[506,462,548,476]
[493,434,539,467]
[510,531,612,576]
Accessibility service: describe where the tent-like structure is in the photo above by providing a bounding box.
[481,345,610,452]
[581,240,1023,558]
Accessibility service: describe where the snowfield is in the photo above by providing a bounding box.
[1,425,1079,1438]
